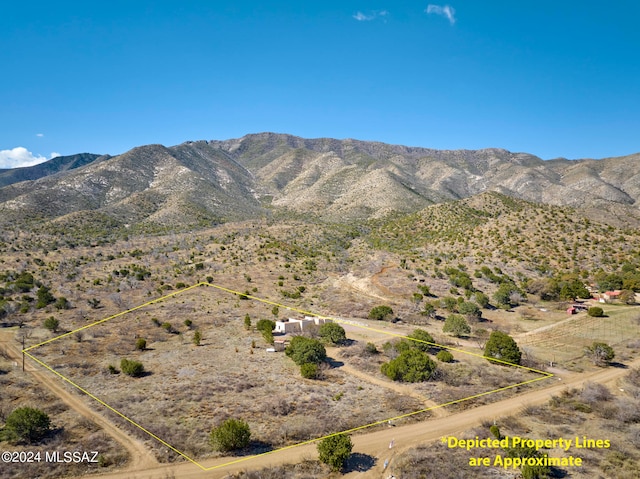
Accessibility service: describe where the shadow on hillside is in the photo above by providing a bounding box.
[344,452,376,472]
[609,361,628,369]
[246,440,274,455]
[326,357,344,368]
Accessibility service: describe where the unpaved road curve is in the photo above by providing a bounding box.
[0,330,158,472]
[89,356,640,479]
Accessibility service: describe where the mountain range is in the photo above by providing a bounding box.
[1,133,639,233]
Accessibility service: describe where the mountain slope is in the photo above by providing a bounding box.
[0,153,104,188]
[0,133,639,232]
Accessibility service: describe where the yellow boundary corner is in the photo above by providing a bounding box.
[24,281,554,471]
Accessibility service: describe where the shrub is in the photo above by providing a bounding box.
[484,331,521,365]
[193,330,202,346]
[285,336,326,365]
[317,433,353,472]
[475,292,490,308]
[43,316,59,333]
[300,362,319,379]
[54,297,70,310]
[436,350,454,362]
[256,319,276,333]
[407,329,435,352]
[4,407,51,444]
[210,418,251,452]
[586,342,615,366]
[161,322,173,333]
[368,305,394,321]
[381,349,437,382]
[443,314,471,338]
[587,306,604,317]
[319,322,347,345]
[120,358,144,377]
[135,338,146,351]
[365,342,379,355]
[36,286,55,309]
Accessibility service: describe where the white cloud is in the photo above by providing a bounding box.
[426,4,456,25]
[0,147,60,169]
[36,133,44,137]
[353,10,389,21]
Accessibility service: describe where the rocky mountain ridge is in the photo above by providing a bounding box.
[1,133,639,231]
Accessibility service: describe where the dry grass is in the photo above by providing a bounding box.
[0,350,125,479]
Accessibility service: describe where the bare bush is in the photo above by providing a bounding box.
[615,398,640,424]
[581,381,613,404]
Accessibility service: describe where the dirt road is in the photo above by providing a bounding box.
[0,329,158,472]
[86,356,640,479]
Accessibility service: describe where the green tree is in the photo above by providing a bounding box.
[317,433,353,472]
[587,306,604,317]
[441,296,458,312]
[256,319,276,333]
[43,316,59,333]
[135,338,146,351]
[36,286,55,309]
[493,282,523,308]
[120,358,145,377]
[474,292,490,308]
[368,305,394,321]
[443,314,471,337]
[319,322,347,345]
[209,418,251,452]
[406,329,435,352]
[193,330,202,346]
[422,301,436,318]
[586,342,615,367]
[458,301,482,320]
[4,407,51,444]
[596,273,623,292]
[619,290,636,304]
[381,349,437,382]
[244,314,251,330]
[484,331,521,365]
[54,297,70,310]
[262,328,274,345]
[285,336,327,365]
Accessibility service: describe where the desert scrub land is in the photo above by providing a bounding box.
[0,332,126,479]
[390,368,640,479]
[29,286,426,462]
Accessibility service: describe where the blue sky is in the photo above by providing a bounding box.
[1,1,639,168]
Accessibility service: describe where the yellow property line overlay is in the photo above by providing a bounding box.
[24,281,554,472]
